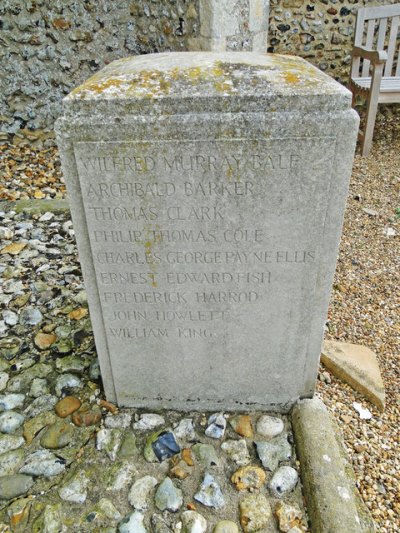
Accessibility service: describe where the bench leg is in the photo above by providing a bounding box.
[361,63,384,157]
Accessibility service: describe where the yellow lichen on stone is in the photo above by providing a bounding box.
[283,72,301,85]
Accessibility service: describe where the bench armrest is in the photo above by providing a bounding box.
[352,46,388,64]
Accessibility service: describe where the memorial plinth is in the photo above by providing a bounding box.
[56,52,358,411]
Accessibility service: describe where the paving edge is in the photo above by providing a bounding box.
[292,398,375,533]
[0,199,70,215]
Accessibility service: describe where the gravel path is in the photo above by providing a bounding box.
[0,110,399,531]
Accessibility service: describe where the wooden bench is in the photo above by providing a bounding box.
[350,4,400,156]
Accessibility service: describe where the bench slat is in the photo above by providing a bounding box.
[377,17,388,50]
[362,19,377,76]
[385,16,400,75]
[352,76,400,92]
[361,4,400,21]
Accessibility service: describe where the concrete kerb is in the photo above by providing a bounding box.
[292,397,375,533]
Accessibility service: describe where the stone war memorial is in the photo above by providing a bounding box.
[56,52,359,412]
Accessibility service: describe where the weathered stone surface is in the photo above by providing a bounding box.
[221,439,250,466]
[23,411,56,445]
[229,415,253,438]
[205,413,226,439]
[0,410,25,434]
[256,415,284,438]
[19,450,66,477]
[71,404,102,427]
[58,471,89,504]
[128,476,158,510]
[133,413,165,431]
[213,520,239,533]
[0,474,34,500]
[119,511,148,533]
[268,466,299,497]
[56,52,358,411]
[321,340,385,410]
[0,435,25,455]
[274,501,303,532]
[255,437,292,471]
[192,443,220,468]
[154,477,183,512]
[231,465,266,491]
[96,428,122,461]
[239,493,272,533]
[292,398,375,533]
[0,449,25,477]
[40,419,75,449]
[194,473,225,508]
[107,461,137,491]
[181,511,207,533]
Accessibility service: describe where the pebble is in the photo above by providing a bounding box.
[144,430,180,463]
[231,465,266,491]
[87,497,122,523]
[19,449,66,477]
[239,494,272,533]
[221,439,250,466]
[0,434,24,454]
[55,355,87,374]
[0,449,25,476]
[174,418,196,442]
[39,212,54,222]
[133,413,165,431]
[3,310,18,326]
[169,459,191,480]
[71,404,102,427]
[213,520,239,533]
[256,415,284,438]
[34,332,57,350]
[54,396,81,418]
[105,410,132,429]
[155,477,183,512]
[0,410,25,433]
[96,428,123,461]
[151,514,173,533]
[29,377,49,397]
[24,394,57,417]
[58,471,89,503]
[0,393,25,411]
[36,504,64,532]
[194,473,225,508]
[119,511,148,533]
[269,466,299,498]
[255,437,292,471]
[107,461,137,491]
[55,373,82,396]
[205,413,226,439]
[0,474,34,500]
[128,476,158,510]
[181,511,207,533]
[192,443,219,468]
[89,359,100,380]
[119,432,138,458]
[40,419,74,449]
[0,372,9,391]
[19,307,43,326]
[23,411,56,444]
[274,501,303,532]
[229,415,253,438]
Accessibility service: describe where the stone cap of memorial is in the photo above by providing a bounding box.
[62,52,352,118]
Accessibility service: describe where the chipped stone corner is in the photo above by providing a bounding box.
[188,0,269,52]
[291,397,375,533]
